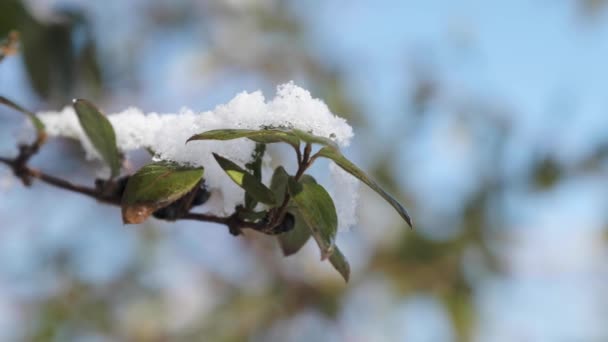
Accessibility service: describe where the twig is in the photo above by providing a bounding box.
[182,212,230,225]
[0,154,284,235]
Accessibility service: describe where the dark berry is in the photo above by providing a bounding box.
[153,204,179,221]
[192,186,210,206]
[116,176,130,195]
[277,213,295,233]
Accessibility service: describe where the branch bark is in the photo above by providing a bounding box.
[0,155,268,234]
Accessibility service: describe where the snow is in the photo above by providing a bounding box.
[35,82,359,228]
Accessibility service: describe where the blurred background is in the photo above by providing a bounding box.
[1,0,608,341]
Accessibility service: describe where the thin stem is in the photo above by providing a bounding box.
[32,169,104,199]
[294,143,312,181]
[0,156,239,228]
[294,144,303,165]
[0,96,35,117]
[307,151,322,167]
[1,154,281,235]
[182,212,230,225]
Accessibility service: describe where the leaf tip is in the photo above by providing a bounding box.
[401,209,414,229]
[185,135,197,144]
[72,98,89,108]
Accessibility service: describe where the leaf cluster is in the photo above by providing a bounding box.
[13,98,413,283]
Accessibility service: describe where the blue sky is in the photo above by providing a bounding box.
[2,0,608,340]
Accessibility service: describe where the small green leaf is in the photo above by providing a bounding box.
[121,162,204,224]
[244,143,266,209]
[288,178,338,260]
[213,153,276,205]
[73,99,121,178]
[270,166,289,204]
[187,129,300,150]
[278,209,312,256]
[317,147,413,228]
[329,245,350,282]
[292,129,338,149]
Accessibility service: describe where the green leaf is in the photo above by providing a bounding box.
[73,99,121,178]
[271,166,318,204]
[288,178,338,260]
[187,129,300,150]
[272,169,315,255]
[299,174,317,185]
[270,166,289,204]
[244,143,266,209]
[329,245,350,282]
[292,129,338,149]
[213,153,276,205]
[317,147,413,228]
[121,162,204,224]
[278,209,312,256]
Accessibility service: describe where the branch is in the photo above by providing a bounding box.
[0,154,231,222]
[0,91,297,236]
[0,154,287,236]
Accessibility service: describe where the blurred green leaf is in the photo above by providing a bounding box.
[278,210,311,256]
[213,153,276,205]
[0,3,103,101]
[187,128,300,150]
[317,147,413,228]
[73,99,121,178]
[121,162,204,224]
[329,245,350,282]
[533,157,562,189]
[288,178,337,260]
